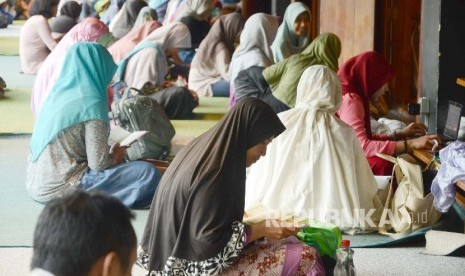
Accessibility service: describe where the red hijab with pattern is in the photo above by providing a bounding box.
[337,51,394,137]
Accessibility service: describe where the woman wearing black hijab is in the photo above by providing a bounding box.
[138,98,324,275]
[50,1,82,40]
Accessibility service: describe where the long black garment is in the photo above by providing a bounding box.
[141,98,285,271]
[235,66,290,114]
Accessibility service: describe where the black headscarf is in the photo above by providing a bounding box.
[235,66,270,102]
[50,1,82,34]
[29,0,60,18]
[111,0,148,39]
[180,15,210,49]
[141,98,285,271]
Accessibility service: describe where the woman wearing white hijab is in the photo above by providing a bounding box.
[109,0,147,39]
[271,1,311,63]
[174,0,214,21]
[228,13,278,107]
[245,65,382,232]
[117,22,198,118]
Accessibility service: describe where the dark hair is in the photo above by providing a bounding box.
[31,190,137,275]
[29,0,60,18]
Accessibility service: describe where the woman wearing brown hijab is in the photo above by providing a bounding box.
[138,98,324,275]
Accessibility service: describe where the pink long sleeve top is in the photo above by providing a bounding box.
[19,15,58,75]
[337,93,396,157]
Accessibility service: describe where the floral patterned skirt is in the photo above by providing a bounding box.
[221,236,324,276]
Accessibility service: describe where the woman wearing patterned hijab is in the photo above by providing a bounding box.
[228,13,278,107]
[337,51,437,175]
[271,1,311,63]
[189,12,245,97]
[138,98,324,275]
[27,42,161,209]
[117,22,197,118]
[31,18,111,118]
[246,65,382,232]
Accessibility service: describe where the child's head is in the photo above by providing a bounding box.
[31,190,137,276]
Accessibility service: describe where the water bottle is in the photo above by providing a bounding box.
[333,239,356,276]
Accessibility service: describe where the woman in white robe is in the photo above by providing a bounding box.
[245,65,382,232]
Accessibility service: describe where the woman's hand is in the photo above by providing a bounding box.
[407,134,441,151]
[109,143,127,164]
[397,122,427,139]
[248,220,300,243]
[163,80,177,88]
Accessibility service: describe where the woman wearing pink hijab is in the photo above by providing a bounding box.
[31,18,111,118]
[108,21,162,62]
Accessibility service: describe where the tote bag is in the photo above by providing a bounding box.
[376,153,442,238]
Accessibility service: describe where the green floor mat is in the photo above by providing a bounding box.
[0,37,19,56]
[0,87,34,134]
[194,97,228,120]
[171,119,218,137]
[343,223,442,248]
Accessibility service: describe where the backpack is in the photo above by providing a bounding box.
[111,87,175,161]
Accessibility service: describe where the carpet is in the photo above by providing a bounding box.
[343,224,440,248]
[423,230,465,255]
[0,56,36,134]
[193,97,228,120]
[0,87,34,134]
[0,134,156,247]
[0,36,19,56]
[0,90,225,135]
[171,119,218,137]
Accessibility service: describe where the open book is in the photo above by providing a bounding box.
[108,126,148,148]
[243,204,307,227]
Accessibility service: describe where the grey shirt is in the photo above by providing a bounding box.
[26,120,115,202]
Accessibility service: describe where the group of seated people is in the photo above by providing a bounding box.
[22,0,442,274]
[1,0,30,27]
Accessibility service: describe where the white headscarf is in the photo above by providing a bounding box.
[245,65,381,232]
[123,22,191,89]
[174,0,214,21]
[228,13,278,85]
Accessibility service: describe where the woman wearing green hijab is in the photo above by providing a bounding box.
[235,33,341,113]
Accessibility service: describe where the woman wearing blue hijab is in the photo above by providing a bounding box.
[26,42,161,209]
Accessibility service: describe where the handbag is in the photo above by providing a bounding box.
[376,153,442,238]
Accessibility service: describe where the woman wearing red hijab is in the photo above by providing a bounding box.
[337,51,439,175]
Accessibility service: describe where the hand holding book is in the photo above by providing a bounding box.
[108,126,148,148]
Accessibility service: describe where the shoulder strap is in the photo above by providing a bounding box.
[376,152,398,164]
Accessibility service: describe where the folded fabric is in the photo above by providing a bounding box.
[431,142,465,212]
[422,230,465,255]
